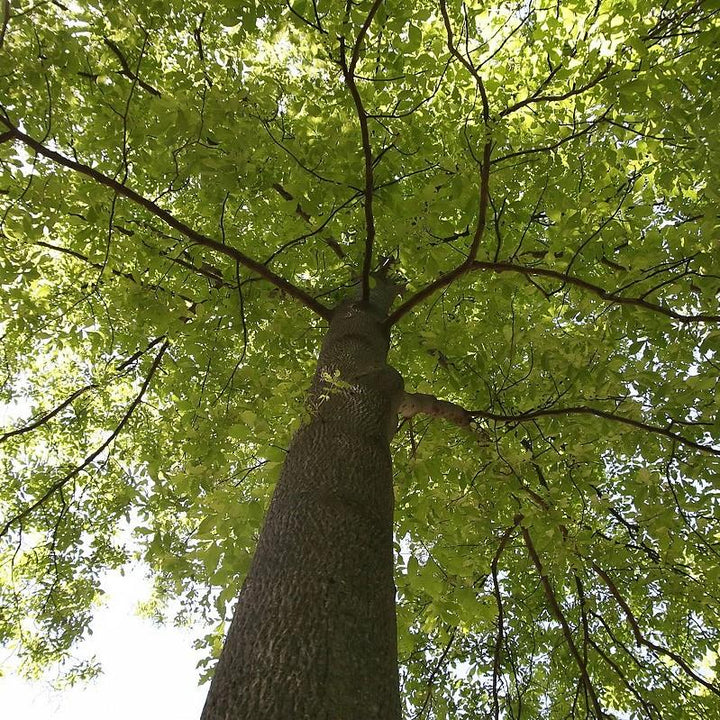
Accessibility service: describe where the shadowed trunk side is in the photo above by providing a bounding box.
[201,295,404,720]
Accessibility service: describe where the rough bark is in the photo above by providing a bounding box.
[201,295,404,720]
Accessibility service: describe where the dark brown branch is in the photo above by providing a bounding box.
[499,62,612,118]
[387,74,492,327]
[604,116,691,149]
[471,404,720,457]
[387,1,493,326]
[271,182,347,259]
[0,384,97,445]
[439,0,489,123]
[411,629,457,720]
[347,0,384,74]
[0,340,169,539]
[588,637,661,719]
[469,142,493,258]
[592,562,720,698]
[285,0,327,34]
[103,37,161,97]
[491,522,519,720]
[0,336,166,444]
[339,1,384,302]
[522,528,605,718]
[259,118,351,190]
[438,0,492,259]
[115,335,167,371]
[193,12,206,63]
[491,113,604,166]
[401,387,719,456]
[575,575,591,675]
[389,258,720,326]
[0,0,9,51]
[398,391,491,443]
[1,121,331,319]
[33,238,200,304]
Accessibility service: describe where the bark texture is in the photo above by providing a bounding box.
[201,297,403,720]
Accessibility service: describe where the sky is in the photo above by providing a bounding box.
[0,397,210,718]
[0,565,209,719]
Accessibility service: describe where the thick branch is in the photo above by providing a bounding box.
[347,0,384,74]
[388,258,720,326]
[470,404,720,457]
[339,2,383,302]
[398,391,490,443]
[400,390,719,456]
[398,391,472,427]
[0,121,331,320]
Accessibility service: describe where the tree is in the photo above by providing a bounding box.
[1,0,720,716]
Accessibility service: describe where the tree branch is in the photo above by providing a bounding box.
[439,0,489,123]
[400,388,719,456]
[470,404,720,457]
[0,339,169,539]
[388,258,720,326]
[32,235,214,302]
[387,0,493,326]
[591,562,720,698]
[491,112,606,166]
[0,336,166,445]
[271,182,347,260]
[499,61,612,118]
[522,527,605,718]
[411,629,457,720]
[491,522,519,720]
[0,384,97,445]
[339,0,384,302]
[398,391,491,443]
[438,0,492,261]
[587,636,660,719]
[0,121,331,320]
[103,37,161,97]
[0,0,10,51]
[398,391,472,426]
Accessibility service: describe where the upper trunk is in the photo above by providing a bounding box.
[201,294,404,720]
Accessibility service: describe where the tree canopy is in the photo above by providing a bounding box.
[1,0,720,717]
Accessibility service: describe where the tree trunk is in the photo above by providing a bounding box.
[201,296,404,720]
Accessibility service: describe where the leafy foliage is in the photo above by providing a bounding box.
[1,0,720,716]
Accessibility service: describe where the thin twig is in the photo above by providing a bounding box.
[522,527,605,717]
[0,340,170,538]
